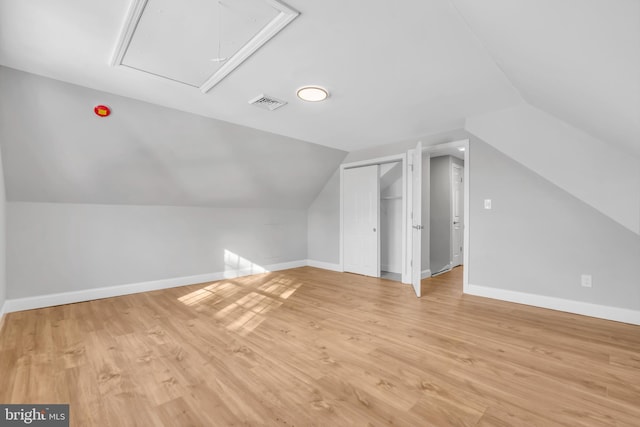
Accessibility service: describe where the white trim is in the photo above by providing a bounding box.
[200,3,299,93]
[376,164,381,278]
[3,260,306,314]
[342,154,406,170]
[110,0,299,93]
[110,0,148,67]
[421,269,432,279]
[463,140,470,293]
[306,259,342,272]
[466,283,640,326]
[339,165,344,273]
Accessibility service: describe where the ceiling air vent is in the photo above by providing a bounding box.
[249,94,287,111]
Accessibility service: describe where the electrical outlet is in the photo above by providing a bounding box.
[581,274,592,288]
[484,199,492,210]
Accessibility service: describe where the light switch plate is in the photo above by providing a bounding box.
[484,199,492,210]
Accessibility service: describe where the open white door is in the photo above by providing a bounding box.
[410,141,422,296]
[343,165,380,277]
[451,163,464,268]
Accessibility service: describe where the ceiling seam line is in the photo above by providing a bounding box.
[446,0,526,106]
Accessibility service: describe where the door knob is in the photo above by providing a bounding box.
[373,227,376,232]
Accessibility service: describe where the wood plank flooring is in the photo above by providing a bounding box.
[1,266,639,426]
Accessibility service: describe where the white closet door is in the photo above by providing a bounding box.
[343,165,379,277]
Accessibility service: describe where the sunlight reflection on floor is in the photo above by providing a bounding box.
[178,281,242,306]
[178,251,303,336]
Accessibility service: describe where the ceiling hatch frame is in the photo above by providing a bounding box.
[110,0,299,93]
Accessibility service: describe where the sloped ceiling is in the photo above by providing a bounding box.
[451,0,640,157]
[0,0,520,152]
[0,0,637,206]
[0,0,635,155]
[0,67,345,208]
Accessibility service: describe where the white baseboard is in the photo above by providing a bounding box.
[432,264,452,276]
[4,260,307,314]
[421,269,432,279]
[466,283,640,326]
[221,260,306,279]
[306,259,342,272]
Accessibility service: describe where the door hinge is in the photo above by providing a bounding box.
[410,260,413,267]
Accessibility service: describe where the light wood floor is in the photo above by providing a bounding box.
[1,267,639,426]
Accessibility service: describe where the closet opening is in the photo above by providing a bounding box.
[340,153,410,285]
[379,161,403,282]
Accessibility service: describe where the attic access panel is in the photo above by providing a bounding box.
[111,0,298,93]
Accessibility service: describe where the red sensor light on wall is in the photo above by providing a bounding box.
[94,105,111,117]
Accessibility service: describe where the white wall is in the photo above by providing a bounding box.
[307,170,341,265]
[0,67,346,210]
[469,138,640,313]
[466,103,640,234]
[7,202,307,300]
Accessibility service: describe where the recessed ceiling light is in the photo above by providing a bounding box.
[458,147,466,151]
[297,86,329,102]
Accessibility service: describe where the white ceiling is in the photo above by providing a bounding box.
[117,0,294,91]
[0,0,637,155]
[0,0,520,152]
[120,0,278,86]
[451,0,640,157]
